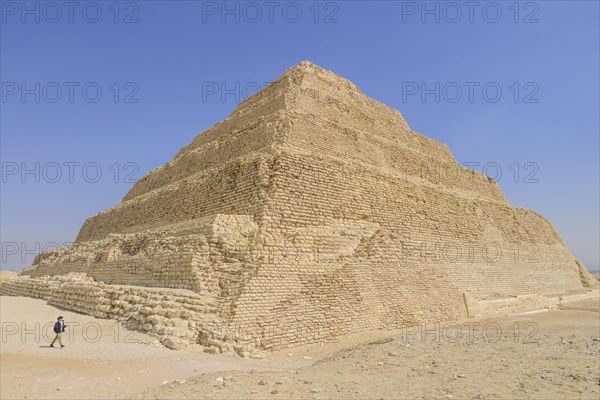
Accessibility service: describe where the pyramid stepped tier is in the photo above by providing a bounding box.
[78,63,503,242]
[31,215,259,320]
[76,155,270,242]
[7,61,597,352]
[121,110,289,203]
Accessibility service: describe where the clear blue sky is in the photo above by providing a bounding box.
[1,1,598,272]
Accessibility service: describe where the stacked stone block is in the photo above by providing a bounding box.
[3,61,597,352]
[0,273,236,352]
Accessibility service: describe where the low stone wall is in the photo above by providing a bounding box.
[560,290,600,305]
[24,215,259,318]
[4,273,597,355]
[0,273,236,353]
[463,289,600,318]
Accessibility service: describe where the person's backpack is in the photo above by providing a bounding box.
[53,321,62,333]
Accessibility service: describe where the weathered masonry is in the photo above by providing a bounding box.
[3,62,597,353]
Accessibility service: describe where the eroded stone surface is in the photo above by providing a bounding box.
[2,61,596,351]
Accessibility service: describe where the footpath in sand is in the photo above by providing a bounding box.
[1,295,599,400]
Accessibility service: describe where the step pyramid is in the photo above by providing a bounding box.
[15,61,597,350]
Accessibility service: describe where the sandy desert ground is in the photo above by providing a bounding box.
[1,294,599,400]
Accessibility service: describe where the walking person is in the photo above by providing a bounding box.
[50,316,66,348]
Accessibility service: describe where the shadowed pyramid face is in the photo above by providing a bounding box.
[21,61,596,350]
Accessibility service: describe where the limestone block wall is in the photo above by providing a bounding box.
[261,152,586,293]
[27,233,202,290]
[27,215,259,306]
[231,225,468,350]
[283,112,505,202]
[0,273,230,351]
[124,112,290,202]
[225,151,591,349]
[123,61,443,204]
[176,74,290,158]
[464,289,600,318]
[281,61,411,139]
[76,156,267,242]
